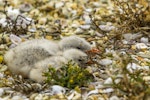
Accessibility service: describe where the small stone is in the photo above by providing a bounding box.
[85,8,92,13]
[0,88,4,97]
[99,25,115,32]
[50,85,66,95]
[101,88,114,93]
[19,3,32,12]
[126,63,141,73]
[80,25,91,30]
[83,14,91,24]
[143,76,150,81]
[99,58,112,66]
[0,65,7,72]
[7,7,20,20]
[55,2,64,8]
[87,89,99,96]
[38,17,47,25]
[110,96,120,100]
[75,28,84,34]
[123,33,142,41]
[104,77,112,84]
[0,18,7,27]
[140,37,149,43]
[34,94,43,100]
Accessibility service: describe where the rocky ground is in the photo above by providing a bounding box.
[0,0,150,100]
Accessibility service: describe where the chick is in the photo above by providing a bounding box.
[59,36,92,51]
[4,39,60,77]
[62,48,88,66]
[29,48,88,83]
[29,56,67,83]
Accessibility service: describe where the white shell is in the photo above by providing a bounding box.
[135,43,148,50]
[10,34,22,45]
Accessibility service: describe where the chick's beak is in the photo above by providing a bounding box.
[86,48,100,54]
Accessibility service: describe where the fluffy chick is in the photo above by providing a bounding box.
[29,49,88,83]
[29,56,67,83]
[62,48,88,66]
[4,39,60,77]
[59,35,92,51]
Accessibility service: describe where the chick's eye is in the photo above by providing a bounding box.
[78,59,82,61]
[77,47,81,49]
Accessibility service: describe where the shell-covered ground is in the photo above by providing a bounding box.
[0,0,150,100]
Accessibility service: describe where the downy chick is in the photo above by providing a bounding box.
[62,48,88,66]
[29,56,67,83]
[4,39,60,77]
[29,48,88,83]
[59,36,92,51]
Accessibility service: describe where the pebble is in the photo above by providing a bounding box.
[38,17,47,25]
[99,58,112,66]
[7,7,20,20]
[83,14,91,24]
[0,18,7,27]
[50,85,66,95]
[0,73,4,78]
[80,25,91,30]
[55,2,64,9]
[101,88,114,93]
[67,91,81,100]
[0,65,7,72]
[75,28,84,34]
[140,37,149,43]
[123,33,142,41]
[104,77,113,84]
[11,95,28,100]
[87,89,99,96]
[0,88,4,97]
[19,3,32,12]
[109,95,120,100]
[126,63,141,73]
[99,25,115,32]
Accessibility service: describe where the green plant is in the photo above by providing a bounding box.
[44,61,94,89]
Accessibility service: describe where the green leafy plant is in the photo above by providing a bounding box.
[44,61,94,89]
